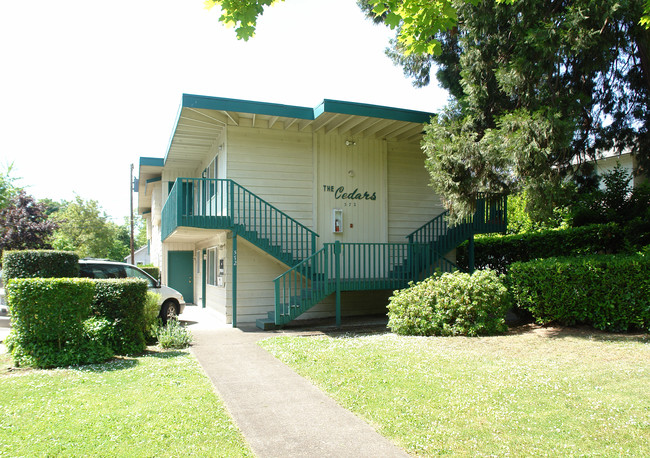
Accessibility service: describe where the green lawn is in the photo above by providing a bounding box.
[260,327,650,457]
[0,346,253,457]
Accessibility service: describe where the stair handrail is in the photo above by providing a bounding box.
[228,179,318,238]
[274,246,331,324]
[164,177,319,262]
[406,193,507,245]
[169,177,318,237]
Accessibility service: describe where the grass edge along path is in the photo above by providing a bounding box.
[259,327,650,457]
[0,347,253,457]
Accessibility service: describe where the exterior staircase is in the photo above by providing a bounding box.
[160,178,506,331]
[265,194,506,329]
[163,178,318,266]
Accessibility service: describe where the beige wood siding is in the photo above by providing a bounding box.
[226,126,314,229]
[315,132,387,246]
[387,141,444,242]
[232,238,287,324]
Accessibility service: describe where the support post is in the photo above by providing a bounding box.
[334,241,341,328]
[129,164,135,265]
[274,278,280,325]
[468,234,475,274]
[201,249,207,309]
[232,233,238,328]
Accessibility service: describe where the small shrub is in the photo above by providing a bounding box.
[507,254,650,332]
[2,250,79,281]
[143,292,161,341]
[388,269,510,336]
[155,319,193,349]
[92,279,148,355]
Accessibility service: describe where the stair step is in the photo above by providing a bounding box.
[256,317,277,331]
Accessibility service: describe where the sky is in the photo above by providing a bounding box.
[0,0,449,222]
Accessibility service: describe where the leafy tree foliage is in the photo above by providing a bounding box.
[49,196,129,261]
[0,191,58,259]
[0,164,21,211]
[204,0,282,40]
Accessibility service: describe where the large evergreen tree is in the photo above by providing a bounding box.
[360,0,649,219]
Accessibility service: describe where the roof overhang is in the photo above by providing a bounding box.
[137,156,164,214]
[163,94,435,171]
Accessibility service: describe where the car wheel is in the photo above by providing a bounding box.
[160,300,178,325]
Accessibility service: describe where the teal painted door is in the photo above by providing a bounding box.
[168,251,194,304]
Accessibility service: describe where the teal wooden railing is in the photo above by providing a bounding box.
[273,242,459,325]
[162,178,318,266]
[407,193,507,247]
[273,194,506,326]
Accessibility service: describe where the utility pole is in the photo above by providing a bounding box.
[130,163,135,264]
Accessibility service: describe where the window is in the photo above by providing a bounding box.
[207,248,217,286]
[124,266,157,288]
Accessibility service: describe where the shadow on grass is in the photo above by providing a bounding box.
[73,348,190,373]
[143,348,188,359]
[0,347,190,376]
[508,323,649,344]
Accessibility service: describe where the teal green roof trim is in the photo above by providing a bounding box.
[139,157,164,167]
[317,99,434,124]
[181,94,434,124]
[145,177,162,184]
[182,94,314,120]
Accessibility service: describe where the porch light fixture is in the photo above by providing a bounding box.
[345,140,356,146]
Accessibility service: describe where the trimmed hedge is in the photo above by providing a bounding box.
[92,279,148,355]
[2,250,79,280]
[457,223,624,273]
[4,278,111,368]
[140,266,160,281]
[507,254,650,332]
[388,269,510,336]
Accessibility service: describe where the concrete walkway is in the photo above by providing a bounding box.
[180,306,409,458]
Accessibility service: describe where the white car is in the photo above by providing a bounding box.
[78,260,185,323]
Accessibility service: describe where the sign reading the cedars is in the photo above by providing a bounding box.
[322,185,376,201]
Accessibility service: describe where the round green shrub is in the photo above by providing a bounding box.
[388,269,510,336]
